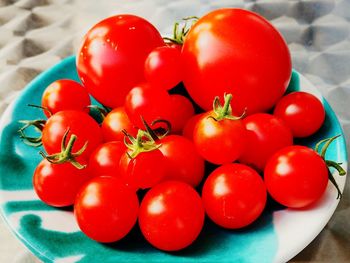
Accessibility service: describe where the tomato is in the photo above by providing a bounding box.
[42,110,103,159]
[239,113,293,171]
[101,107,137,142]
[119,149,166,190]
[124,83,172,128]
[264,145,329,208]
[273,91,325,138]
[193,94,247,164]
[202,163,266,229]
[74,176,139,243]
[139,181,204,251]
[159,135,204,187]
[89,141,126,177]
[182,8,291,115]
[167,95,195,133]
[33,158,91,207]
[182,113,204,140]
[77,15,164,108]
[41,79,90,117]
[144,46,182,90]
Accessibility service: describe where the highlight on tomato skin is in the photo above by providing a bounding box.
[74,176,139,243]
[264,145,329,208]
[202,163,267,229]
[273,91,326,138]
[138,181,205,251]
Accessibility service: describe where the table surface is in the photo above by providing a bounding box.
[0,0,349,262]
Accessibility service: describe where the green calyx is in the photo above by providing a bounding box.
[315,135,346,199]
[123,129,161,159]
[163,16,199,45]
[209,93,246,122]
[18,119,46,147]
[40,129,88,169]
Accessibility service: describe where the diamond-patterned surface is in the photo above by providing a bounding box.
[0,0,349,262]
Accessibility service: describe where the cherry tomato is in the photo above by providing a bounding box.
[74,176,139,243]
[273,91,325,138]
[77,15,164,108]
[101,107,137,142]
[33,158,91,207]
[42,110,103,159]
[202,163,267,229]
[159,135,204,187]
[182,113,204,141]
[239,113,293,171]
[144,46,182,90]
[167,95,195,133]
[41,79,90,117]
[139,181,204,251]
[89,141,126,177]
[264,145,329,208]
[182,8,291,115]
[124,83,172,128]
[119,149,166,190]
[193,111,247,164]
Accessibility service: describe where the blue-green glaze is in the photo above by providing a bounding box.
[0,56,346,262]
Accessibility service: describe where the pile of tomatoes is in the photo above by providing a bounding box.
[20,8,345,252]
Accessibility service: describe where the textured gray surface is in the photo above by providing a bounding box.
[0,0,349,262]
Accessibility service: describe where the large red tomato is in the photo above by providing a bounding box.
[77,15,164,108]
[182,9,291,115]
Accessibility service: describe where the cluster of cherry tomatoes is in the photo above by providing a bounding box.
[20,8,345,252]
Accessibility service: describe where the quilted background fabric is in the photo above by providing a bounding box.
[0,0,349,262]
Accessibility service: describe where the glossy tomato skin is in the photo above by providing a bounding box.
[273,91,325,138]
[139,181,205,251]
[264,146,329,208]
[119,149,166,190]
[124,83,172,128]
[42,111,103,159]
[159,135,204,187]
[202,163,267,229]
[42,79,90,117]
[77,15,164,108]
[182,9,291,115]
[144,46,182,90]
[167,95,195,134]
[239,113,293,171]
[89,141,126,177]
[101,107,137,142]
[193,112,247,164]
[33,158,91,207]
[74,176,139,243]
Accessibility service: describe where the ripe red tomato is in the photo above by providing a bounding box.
[124,83,172,128]
[182,9,291,115]
[89,141,126,177]
[139,181,204,251]
[41,79,90,117]
[167,94,195,133]
[42,110,103,158]
[239,113,293,171]
[193,111,247,164]
[264,145,329,208]
[273,91,325,138]
[74,176,139,243]
[158,135,204,187]
[202,163,267,229]
[101,107,137,142]
[119,149,166,190]
[144,46,182,90]
[77,15,164,108]
[182,113,204,140]
[33,158,91,207]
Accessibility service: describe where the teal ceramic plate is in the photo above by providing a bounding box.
[0,56,347,263]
